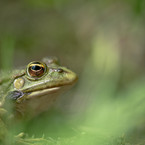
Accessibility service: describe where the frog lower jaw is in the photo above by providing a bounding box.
[26,87,61,99]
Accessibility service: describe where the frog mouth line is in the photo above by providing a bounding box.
[26,87,61,99]
[24,76,78,99]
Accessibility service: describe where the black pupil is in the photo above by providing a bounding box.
[31,65,41,71]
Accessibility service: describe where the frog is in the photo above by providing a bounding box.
[0,57,78,144]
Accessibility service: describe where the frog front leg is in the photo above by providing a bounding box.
[2,91,29,144]
[0,103,8,143]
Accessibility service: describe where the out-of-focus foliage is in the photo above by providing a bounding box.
[0,0,145,144]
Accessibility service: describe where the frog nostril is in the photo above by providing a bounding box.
[57,68,64,73]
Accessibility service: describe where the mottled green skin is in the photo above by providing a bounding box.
[1,58,77,100]
[0,57,77,144]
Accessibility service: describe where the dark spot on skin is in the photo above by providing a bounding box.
[6,91,24,101]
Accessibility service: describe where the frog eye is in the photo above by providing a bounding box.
[26,61,47,79]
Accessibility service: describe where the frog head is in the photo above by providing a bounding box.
[3,57,78,119]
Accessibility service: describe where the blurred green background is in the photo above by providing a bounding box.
[1,0,145,144]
